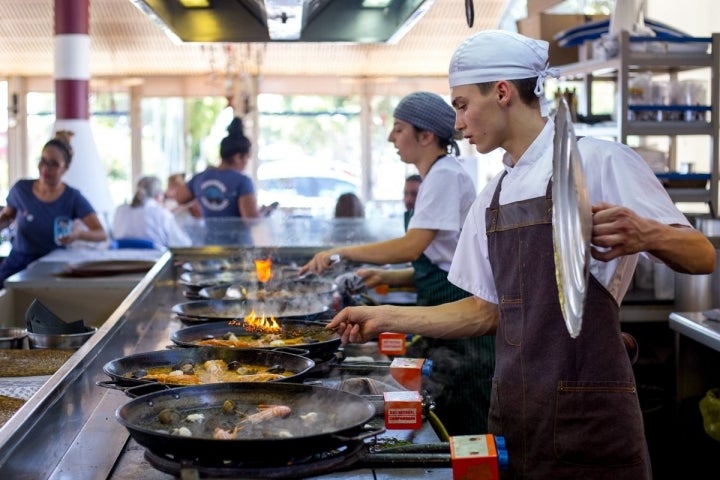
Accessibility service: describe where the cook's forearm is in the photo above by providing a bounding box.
[337,237,418,265]
[383,268,414,287]
[381,296,497,339]
[647,224,716,274]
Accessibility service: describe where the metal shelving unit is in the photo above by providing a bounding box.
[556,31,720,217]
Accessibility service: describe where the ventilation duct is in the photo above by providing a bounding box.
[130,0,435,43]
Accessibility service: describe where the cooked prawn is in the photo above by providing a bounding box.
[240,405,292,425]
[211,404,292,440]
[213,425,240,439]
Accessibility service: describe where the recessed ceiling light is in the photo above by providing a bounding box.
[362,0,392,8]
[178,0,211,8]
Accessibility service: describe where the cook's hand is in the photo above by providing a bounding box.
[355,268,385,289]
[591,202,648,261]
[298,251,339,275]
[326,305,390,344]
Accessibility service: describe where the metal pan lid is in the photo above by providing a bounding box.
[552,98,592,338]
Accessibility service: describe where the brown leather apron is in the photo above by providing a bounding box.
[486,173,651,479]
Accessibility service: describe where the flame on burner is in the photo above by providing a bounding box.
[243,309,281,334]
[254,258,273,284]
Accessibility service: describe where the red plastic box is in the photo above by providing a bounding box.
[389,357,425,391]
[378,332,406,356]
[383,391,422,430]
[450,434,500,480]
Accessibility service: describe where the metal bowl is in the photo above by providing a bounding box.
[26,327,97,350]
[0,328,28,349]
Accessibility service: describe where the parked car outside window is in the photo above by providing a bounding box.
[256,159,360,218]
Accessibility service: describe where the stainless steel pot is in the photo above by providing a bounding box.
[0,328,27,349]
[26,327,97,350]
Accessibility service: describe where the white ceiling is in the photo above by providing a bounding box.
[0,0,513,82]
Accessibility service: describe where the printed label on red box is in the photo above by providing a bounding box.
[387,407,419,424]
[379,332,406,355]
[384,391,422,430]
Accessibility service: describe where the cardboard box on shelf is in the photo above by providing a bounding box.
[516,13,609,66]
[526,0,564,16]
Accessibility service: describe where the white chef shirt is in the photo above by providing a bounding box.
[448,118,691,305]
[113,198,192,249]
[408,154,477,272]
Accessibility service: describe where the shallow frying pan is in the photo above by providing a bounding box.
[180,257,251,273]
[98,347,315,394]
[198,277,337,304]
[170,319,341,362]
[171,298,330,326]
[178,271,258,292]
[115,382,378,464]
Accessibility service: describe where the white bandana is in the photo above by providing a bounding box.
[448,30,560,97]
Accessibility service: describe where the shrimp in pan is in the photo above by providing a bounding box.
[212,404,292,439]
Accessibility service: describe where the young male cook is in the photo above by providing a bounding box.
[327,30,715,479]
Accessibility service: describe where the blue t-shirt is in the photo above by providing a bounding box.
[187,168,255,218]
[6,179,96,256]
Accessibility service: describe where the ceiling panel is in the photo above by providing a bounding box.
[0,0,512,79]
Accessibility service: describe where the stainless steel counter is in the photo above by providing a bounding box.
[1,248,165,328]
[669,310,720,403]
[669,311,720,352]
[0,248,452,479]
[667,310,720,477]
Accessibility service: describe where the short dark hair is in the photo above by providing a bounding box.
[335,192,364,218]
[476,77,539,106]
[410,126,454,153]
[406,174,422,183]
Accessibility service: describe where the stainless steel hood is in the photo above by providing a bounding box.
[130,0,435,43]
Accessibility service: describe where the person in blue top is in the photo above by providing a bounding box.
[175,117,260,219]
[0,131,108,287]
[174,117,261,245]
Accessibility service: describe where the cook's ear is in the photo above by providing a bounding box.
[495,80,512,105]
[418,130,436,146]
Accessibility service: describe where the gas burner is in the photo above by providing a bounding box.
[143,439,366,479]
[303,350,344,378]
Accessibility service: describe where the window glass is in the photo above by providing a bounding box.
[0,81,8,201]
[367,95,417,218]
[26,92,55,176]
[91,92,131,207]
[141,96,191,187]
[255,94,362,218]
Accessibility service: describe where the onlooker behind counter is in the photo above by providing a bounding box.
[0,131,108,287]
[403,174,422,231]
[172,116,260,245]
[112,175,192,249]
[327,192,374,244]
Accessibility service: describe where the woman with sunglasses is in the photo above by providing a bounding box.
[0,130,107,287]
